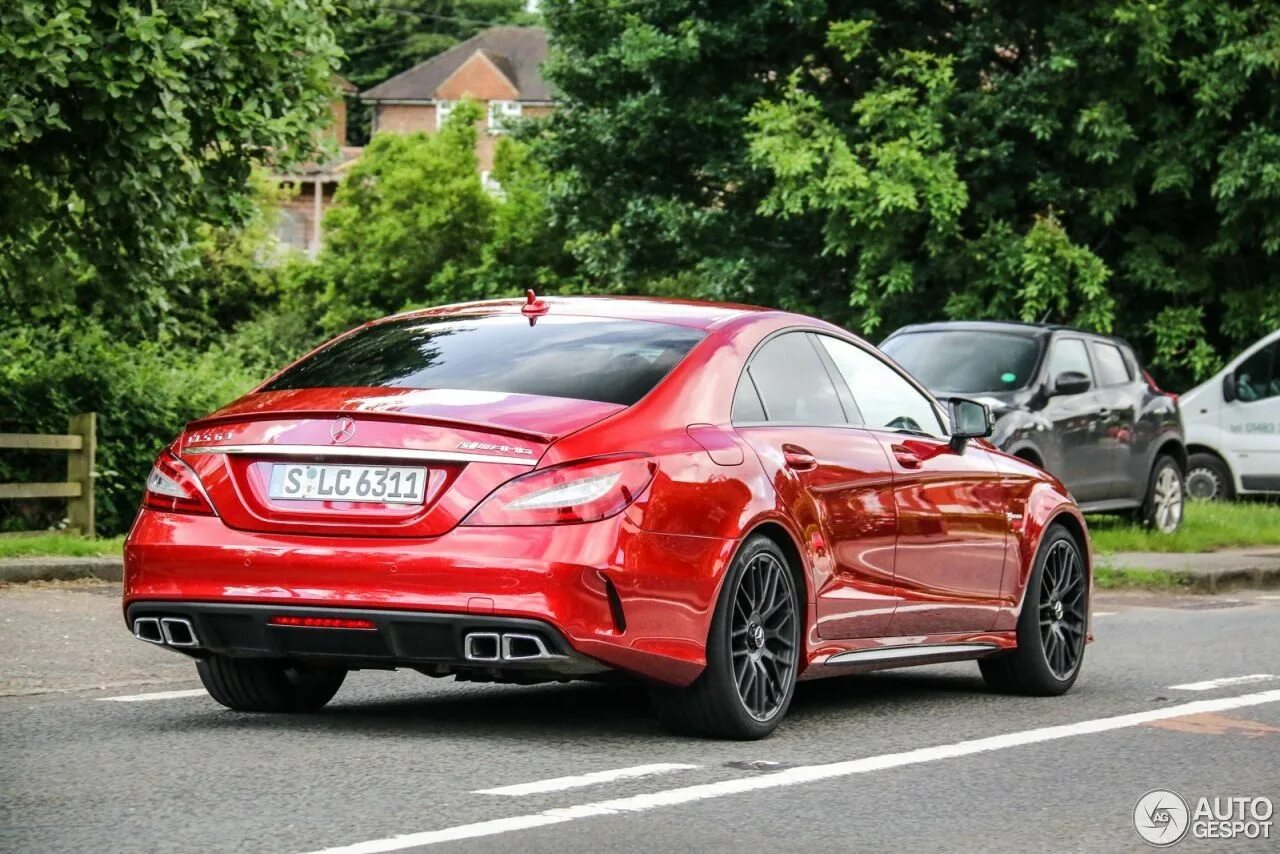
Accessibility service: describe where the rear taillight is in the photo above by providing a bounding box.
[462,455,655,526]
[1143,369,1179,403]
[143,450,215,515]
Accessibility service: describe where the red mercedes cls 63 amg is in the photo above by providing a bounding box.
[124,295,1092,739]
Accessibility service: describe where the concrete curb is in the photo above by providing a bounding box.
[0,557,123,583]
[1097,551,1280,593]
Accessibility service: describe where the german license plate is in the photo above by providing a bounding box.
[268,464,428,504]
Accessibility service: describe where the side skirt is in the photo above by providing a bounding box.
[799,632,1016,680]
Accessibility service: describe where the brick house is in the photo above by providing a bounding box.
[360,26,553,175]
[273,27,553,255]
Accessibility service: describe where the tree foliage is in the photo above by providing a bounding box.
[538,0,1280,384]
[0,0,341,331]
[295,101,576,334]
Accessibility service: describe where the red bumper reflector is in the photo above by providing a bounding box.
[268,615,377,630]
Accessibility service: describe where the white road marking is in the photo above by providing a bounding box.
[474,764,699,797]
[1259,595,1280,601]
[1093,611,1118,617]
[98,689,207,703]
[303,689,1280,854]
[1168,674,1278,692]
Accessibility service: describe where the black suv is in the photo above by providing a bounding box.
[881,321,1187,532]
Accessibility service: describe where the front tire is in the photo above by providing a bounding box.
[197,655,346,712]
[1187,453,1234,502]
[980,525,1087,696]
[1140,455,1184,533]
[649,535,801,739]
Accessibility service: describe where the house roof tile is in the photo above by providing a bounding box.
[361,26,551,103]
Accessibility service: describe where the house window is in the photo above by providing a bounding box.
[488,100,522,133]
[436,100,455,129]
[275,209,309,253]
[480,170,506,198]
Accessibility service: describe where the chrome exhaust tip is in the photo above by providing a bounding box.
[501,633,555,661]
[133,617,164,645]
[464,632,500,662]
[159,617,200,648]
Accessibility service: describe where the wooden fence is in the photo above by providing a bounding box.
[0,413,96,536]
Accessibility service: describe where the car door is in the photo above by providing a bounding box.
[1040,336,1110,502]
[816,336,1009,636]
[1089,339,1140,499]
[1226,337,1280,491]
[732,331,899,639]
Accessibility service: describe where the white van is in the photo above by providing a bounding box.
[1181,329,1280,500]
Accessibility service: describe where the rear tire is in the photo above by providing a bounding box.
[1187,453,1234,502]
[980,525,1087,696]
[1139,455,1184,533]
[649,535,801,739]
[197,655,346,712]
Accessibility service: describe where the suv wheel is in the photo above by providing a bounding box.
[1187,453,1234,502]
[1140,456,1184,533]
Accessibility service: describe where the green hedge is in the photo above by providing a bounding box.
[0,321,260,536]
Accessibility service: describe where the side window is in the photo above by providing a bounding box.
[1046,338,1094,388]
[731,374,767,422]
[741,333,846,424]
[1091,342,1132,386]
[817,337,946,437]
[1234,341,1279,402]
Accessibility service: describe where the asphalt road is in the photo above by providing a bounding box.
[2,581,1278,853]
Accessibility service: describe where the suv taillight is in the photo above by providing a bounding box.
[143,450,216,515]
[462,455,655,526]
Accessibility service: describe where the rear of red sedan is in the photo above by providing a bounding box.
[125,299,752,715]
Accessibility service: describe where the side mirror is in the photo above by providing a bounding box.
[1223,372,1237,403]
[946,397,993,452]
[1051,370,1092,396]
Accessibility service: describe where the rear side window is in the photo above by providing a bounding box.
[262,314,706,407]
[740,333,846,424]
[1091,342,1132,386]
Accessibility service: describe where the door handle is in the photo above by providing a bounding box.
[891,444,922,469]
[783,446,818,471]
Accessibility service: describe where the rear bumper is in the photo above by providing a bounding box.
[124,510,738,685]
[126,601,608,680]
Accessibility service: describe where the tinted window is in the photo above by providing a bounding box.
[819,337,946,436]
[744,333,846,424]
[1046,338,1093,386]
[881,330,1042,393]
[263,315,705,407]
[731,375,767,421]
[1091,342,1132,386]
[1235,341,1279,402]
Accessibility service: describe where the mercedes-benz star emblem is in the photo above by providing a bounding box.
[330,417,356,444]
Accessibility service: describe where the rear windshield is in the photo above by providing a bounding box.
[882,330,1042,393]
[261,314,706,406]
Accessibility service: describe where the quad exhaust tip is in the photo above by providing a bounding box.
[464,631,560,663]
[133,617,164,644]
[133,616,200,648]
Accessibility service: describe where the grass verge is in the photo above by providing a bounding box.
[0,534,125,560]
[1093,566,1197,591]
[1088,501,1280,555]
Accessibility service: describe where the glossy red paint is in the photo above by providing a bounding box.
[124,296,1091,688]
